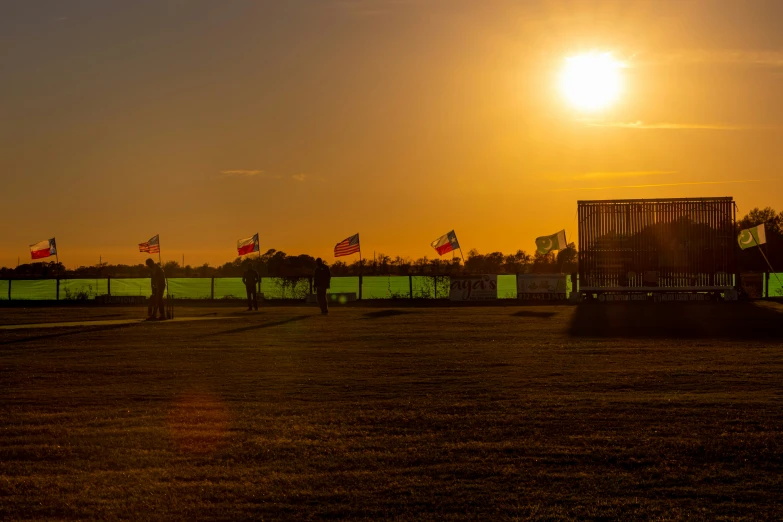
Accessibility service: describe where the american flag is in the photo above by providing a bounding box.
[334,233,360,257]
[139,234,160,254]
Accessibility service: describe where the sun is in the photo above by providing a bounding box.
[559,52,624,111]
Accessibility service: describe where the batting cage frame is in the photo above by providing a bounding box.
[577,197,737,296]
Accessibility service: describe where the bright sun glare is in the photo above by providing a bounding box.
[559,52,624,111]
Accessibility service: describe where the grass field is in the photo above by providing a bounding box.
[2,303,783,520]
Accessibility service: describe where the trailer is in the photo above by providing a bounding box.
[577,197,737,301]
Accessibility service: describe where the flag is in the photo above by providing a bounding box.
[535,230,567,255]
[738,224,766,250]
[431,230,460,256]
[30,238,56,260]
[334,233,360,257]
[139,234,160,254]
[237,233,260,256]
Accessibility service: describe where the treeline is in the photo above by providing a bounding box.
[0,245,577,279]
[2,207,780,279]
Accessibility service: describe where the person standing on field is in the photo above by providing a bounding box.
[313,258,331,315]
[242,265,260,311]
[146,258,167,320]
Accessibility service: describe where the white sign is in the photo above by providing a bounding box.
[450,275,498,301]
[517,274,567,299]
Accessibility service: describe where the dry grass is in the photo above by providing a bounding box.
[1,303,783,520]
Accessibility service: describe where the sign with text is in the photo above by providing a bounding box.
[518,274,567,300]
[449,275,498,301]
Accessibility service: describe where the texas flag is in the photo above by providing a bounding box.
[237,233,260,256]
[30,238,57,260]
[431,230,460,256]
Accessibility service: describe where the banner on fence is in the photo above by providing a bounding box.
[450,275,498,301]
[95,295,147,305]
[517,274,567,300]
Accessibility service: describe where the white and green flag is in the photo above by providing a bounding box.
[535,230,567,255]
[738,224,766,250]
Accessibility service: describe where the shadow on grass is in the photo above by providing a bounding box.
[363,310,413,319]
[569,302,783,339]
[0,323,140,345]
[511,310,557,319]
[207,315,312,336]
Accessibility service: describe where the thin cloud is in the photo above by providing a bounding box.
[291,173,307,182]
[659,49,783,68]
[583,121,761,131]
[546,179,764,193]
[570,170,677,180]
[218,169,263,177]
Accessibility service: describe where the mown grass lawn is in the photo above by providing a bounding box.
[1,303,782,520]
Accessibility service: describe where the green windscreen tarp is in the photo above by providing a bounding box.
[769,274,783,298]
[410,276,451,299]
[167,278,211,299]
[330,276,360,295]
[361,276,412,299]
[59,279,109,300]
[261,278,310,299]
[497,275,516,299]
[213,278,244,299]
[111,279,151,297]
[10,280,57,300]
[2,274,580,301]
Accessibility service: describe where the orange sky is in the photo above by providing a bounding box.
[2,0,782,268]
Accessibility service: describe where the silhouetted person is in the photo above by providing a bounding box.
[313,258,331,315]
[242,265,260,311]
[146,258,166,320]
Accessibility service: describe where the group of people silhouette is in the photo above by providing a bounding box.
[145,257,332,319]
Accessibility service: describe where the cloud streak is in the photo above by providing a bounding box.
[582,120,766,131]
[659,49,783,68]
[570,170,677,181]
[546,179,765,193]
[218,169,264,177]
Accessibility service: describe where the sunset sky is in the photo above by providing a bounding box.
[2,0,782,268]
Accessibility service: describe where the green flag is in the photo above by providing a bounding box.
[738,224,766,250]
[535,230,567,255]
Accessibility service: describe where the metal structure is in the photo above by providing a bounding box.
[577,197,736,295]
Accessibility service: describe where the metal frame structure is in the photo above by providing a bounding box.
[577,197,736,294]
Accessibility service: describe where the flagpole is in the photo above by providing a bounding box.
[752,237,783,291]
[158,236,162,265]
[54,237,60,271]
[358,241,363,300]
[453,231,465,266]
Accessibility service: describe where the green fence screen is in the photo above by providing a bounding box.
[111,279,150,297]
[9,280,57,300]
[0,273,590,301]
[213,278,245,299]
[769,274,783,298]
[60,279,110,300]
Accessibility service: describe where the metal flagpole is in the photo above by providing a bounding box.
[558,230,568,274]
[158,236,162,265]
[752,237,783,290]
[358,236,363,300]
[54,237,59,267]
[454,231,465,266]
